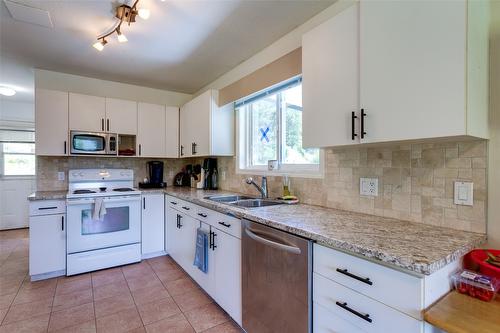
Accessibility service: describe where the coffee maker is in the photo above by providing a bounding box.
[203,158,218,190]
[139,161,166,188]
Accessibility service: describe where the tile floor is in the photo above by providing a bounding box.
[0,228,243,332]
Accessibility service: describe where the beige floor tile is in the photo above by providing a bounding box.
[0,307,8,323]
[0,293,16,309]
[0,313,50,333]
[48,302,94,332]
[52,319,96,333]
[95,307,143,333]
[3,299,52,324]
[13,284,56,305]
[126,274,163,291]
[94,293,135,318]
[164,277,199,297]
[131,285,170,306]
[155,266,186,284]
[201,321,243,333]
[137,296,181,325]
[52,288,93,312]
[127,326,146,333]
[93,280,130,301]
[0,274,24,296]
[184,303,229,332]
[144,313,194,333]
[20,277,57,291]
[172,289,213,313]
[122,262,154,280]
[91,267,125,288]
[56,276,92,296]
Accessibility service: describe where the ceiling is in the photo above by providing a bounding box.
[0,0,334,97]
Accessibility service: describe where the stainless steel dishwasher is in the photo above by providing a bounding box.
[242,219,312,333]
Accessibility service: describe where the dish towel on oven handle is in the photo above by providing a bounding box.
[92,198,107,220]
[194,227,208,273]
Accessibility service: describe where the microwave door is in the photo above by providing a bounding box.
[71,133,107,155]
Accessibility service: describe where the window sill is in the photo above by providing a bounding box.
[235,168,324,179]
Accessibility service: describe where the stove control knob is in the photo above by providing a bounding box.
[79,172,84,177]
[72,172,78,177]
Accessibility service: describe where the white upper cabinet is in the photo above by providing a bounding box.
[165,106,179,158]
[302,0,490,148]
[105,98,137,134]
[137,102,166,157]
[180,90,234,157]
[69,93,106,132]
[302,3,359,148]
[35,89,69,156]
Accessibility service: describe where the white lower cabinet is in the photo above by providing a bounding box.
[141,194,165,257]
[165,195,242,326]
[314,302,364,333]
[29,200,66,280]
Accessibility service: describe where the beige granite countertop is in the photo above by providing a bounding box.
[28,190,67,201]
[164,187,486,275]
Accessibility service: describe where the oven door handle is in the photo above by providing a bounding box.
[66,196,141,205]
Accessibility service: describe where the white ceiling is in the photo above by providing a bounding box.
[0,0,334,97]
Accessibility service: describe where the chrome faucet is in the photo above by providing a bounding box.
[245,177,268,198]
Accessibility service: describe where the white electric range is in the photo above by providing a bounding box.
[66,169,142,275]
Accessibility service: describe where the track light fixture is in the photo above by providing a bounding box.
[92,0,148,51]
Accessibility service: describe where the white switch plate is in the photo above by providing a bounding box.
[360,178,378,196]
[454,181,473,206]
[57,172,65,181]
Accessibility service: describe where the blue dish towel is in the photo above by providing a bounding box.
[193,228,209,273]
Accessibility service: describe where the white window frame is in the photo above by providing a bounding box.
[236,77,324,178]
[0,129,36,178]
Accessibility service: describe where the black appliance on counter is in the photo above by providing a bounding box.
[139,161,166,189]
[203,158,218,190]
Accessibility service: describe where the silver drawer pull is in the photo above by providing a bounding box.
[336,301,372,323]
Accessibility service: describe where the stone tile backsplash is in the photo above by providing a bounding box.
[37,140,487,233]
[217,140,488,233]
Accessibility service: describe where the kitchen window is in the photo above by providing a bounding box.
[236,77,322,177]
[0,129,36,177]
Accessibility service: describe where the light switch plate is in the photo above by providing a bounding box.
[454,181,473,206]
[57,172,65,181]
[360,178,378,196]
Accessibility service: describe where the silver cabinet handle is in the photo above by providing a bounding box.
[244,228,301,255]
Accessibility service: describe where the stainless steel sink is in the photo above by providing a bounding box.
[205,195,285,208]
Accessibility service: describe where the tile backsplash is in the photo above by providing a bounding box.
[37,140,487,233]
[217,140,488,233]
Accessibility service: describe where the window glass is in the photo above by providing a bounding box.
[250,95,278,166]
[1,142,36,176]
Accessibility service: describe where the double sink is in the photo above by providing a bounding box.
[205,195,285,208]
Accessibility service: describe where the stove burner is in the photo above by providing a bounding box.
[73,189,96,194]
[113,188,134,192]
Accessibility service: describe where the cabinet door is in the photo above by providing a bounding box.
[214,229,242,325]
[138,102,166,157]
[165,106,179,158]
[35,89,69,156]
[189,91,211,156]
[179,102,192,158]
[105,98,137,134]
[359,0,466,143]
[141,194,165,255]
[190,222,215,297]
[302,3,359,148]
[166,206,181,262]
[177,213,198,275]
[29,214,66,276]
[69,93,106,132]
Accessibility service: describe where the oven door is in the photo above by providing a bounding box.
[70,131,108,155]
[66,195,141,253]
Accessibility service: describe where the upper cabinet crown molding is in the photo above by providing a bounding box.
[180,90,234,158]
[302,0,489,148]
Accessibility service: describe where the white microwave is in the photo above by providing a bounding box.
[70,131,117,155]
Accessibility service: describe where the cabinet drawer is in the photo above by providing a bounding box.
[314,302,364,333]
[29,200,66,216]
[314,273,422,333]
[166,195,181,209]
[196,206,241,239]
[314,244,423,319]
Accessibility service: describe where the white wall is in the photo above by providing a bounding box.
[35,69,192,107]
[0,99,34,128]
[488,1,500,247]
[196,1,354,95]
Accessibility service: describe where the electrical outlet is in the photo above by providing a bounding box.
[360,178,378,196]
[58,172,65,181]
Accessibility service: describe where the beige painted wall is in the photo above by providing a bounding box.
[488,2,500,247]
[35,69,192,107]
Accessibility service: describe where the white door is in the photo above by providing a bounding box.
[189,91,211,156]
[177,213,198,276]
[69,93,106,132]
[190,222,215,297]
[179,102,192,158]
[0,178,35,230]
[302,3,360,148]
[214,229,242,325]
[35,89,68,155]
[29,214,66,276]
[359,0,466,143]
[105,98,137,134]
[166,206,181,262]
[165,106,179,158]
[141,194,165,255]
[138,102,166,157]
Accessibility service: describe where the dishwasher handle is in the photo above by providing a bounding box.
[245,228,301,255]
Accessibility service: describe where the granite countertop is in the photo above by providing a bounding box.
[164,187,486,275]
[28,190,68,201]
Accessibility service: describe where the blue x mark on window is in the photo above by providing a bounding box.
[259,127,270,143]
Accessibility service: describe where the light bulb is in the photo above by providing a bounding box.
[117,31,128,43]
[92,39,106,51]
[0,86,16,97]
[138,8,150,20]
